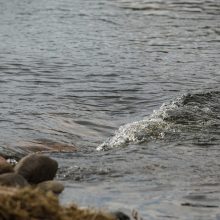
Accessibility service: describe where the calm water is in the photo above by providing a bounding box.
[0,0,220,219]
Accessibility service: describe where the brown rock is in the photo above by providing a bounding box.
[0,173,29,187]
[0,163,14,174]
[37,180,64,194]
[14,154,58,184]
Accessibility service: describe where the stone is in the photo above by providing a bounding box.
[14,154,58,184]
[0,162,14,174]
[111,211,130,220]
[0,173,29,187]
[37,180,64,194]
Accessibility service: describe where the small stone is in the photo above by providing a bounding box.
[37,180,64,194]
[14,154,58,184]
[0,163,14,174]
[0,173,29,187]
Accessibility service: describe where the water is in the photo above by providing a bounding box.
[0,0,220,219]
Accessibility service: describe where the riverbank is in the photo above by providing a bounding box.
[0,153,133,220]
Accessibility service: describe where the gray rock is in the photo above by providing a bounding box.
[14,154,58,184]
[0,173,29,187]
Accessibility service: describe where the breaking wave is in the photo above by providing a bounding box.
[97,90,220,150]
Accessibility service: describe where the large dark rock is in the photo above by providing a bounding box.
[0,173,29,187]
[14,154,58,184]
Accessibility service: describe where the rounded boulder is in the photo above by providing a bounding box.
[14,154,58,184]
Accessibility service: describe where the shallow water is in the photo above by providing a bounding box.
[0,0,220,219]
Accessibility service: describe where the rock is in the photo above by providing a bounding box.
[0,173,29,187]
[111,211,130,220]
[14,154,58,184]
[37,180,64,194]
[0,162,14,174]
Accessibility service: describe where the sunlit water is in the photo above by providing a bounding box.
[0,0,220,219]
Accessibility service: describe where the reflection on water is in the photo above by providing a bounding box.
[0,0,220,219]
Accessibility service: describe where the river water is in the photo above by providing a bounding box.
[0,0,220,219]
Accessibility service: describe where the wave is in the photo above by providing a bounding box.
[97,90,220,150]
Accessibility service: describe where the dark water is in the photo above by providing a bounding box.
[0,0,220,219]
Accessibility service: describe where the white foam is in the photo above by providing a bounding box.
[97,92,219,150]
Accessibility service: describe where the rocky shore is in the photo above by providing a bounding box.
[0,154,132,220]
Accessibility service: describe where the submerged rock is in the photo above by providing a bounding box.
[37,180,64,194]
[14,154,58,184]
[0,173,29,187]
[18,139,77,154]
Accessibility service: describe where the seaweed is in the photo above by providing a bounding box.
[0,187,116,220]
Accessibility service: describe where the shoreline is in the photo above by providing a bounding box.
[0,153,133,220]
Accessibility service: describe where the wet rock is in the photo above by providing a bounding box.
[0,162,14,174]
[37,180,64,194]
[14,154,58,184]
[111,211,130,220]
[0,173,29,187]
